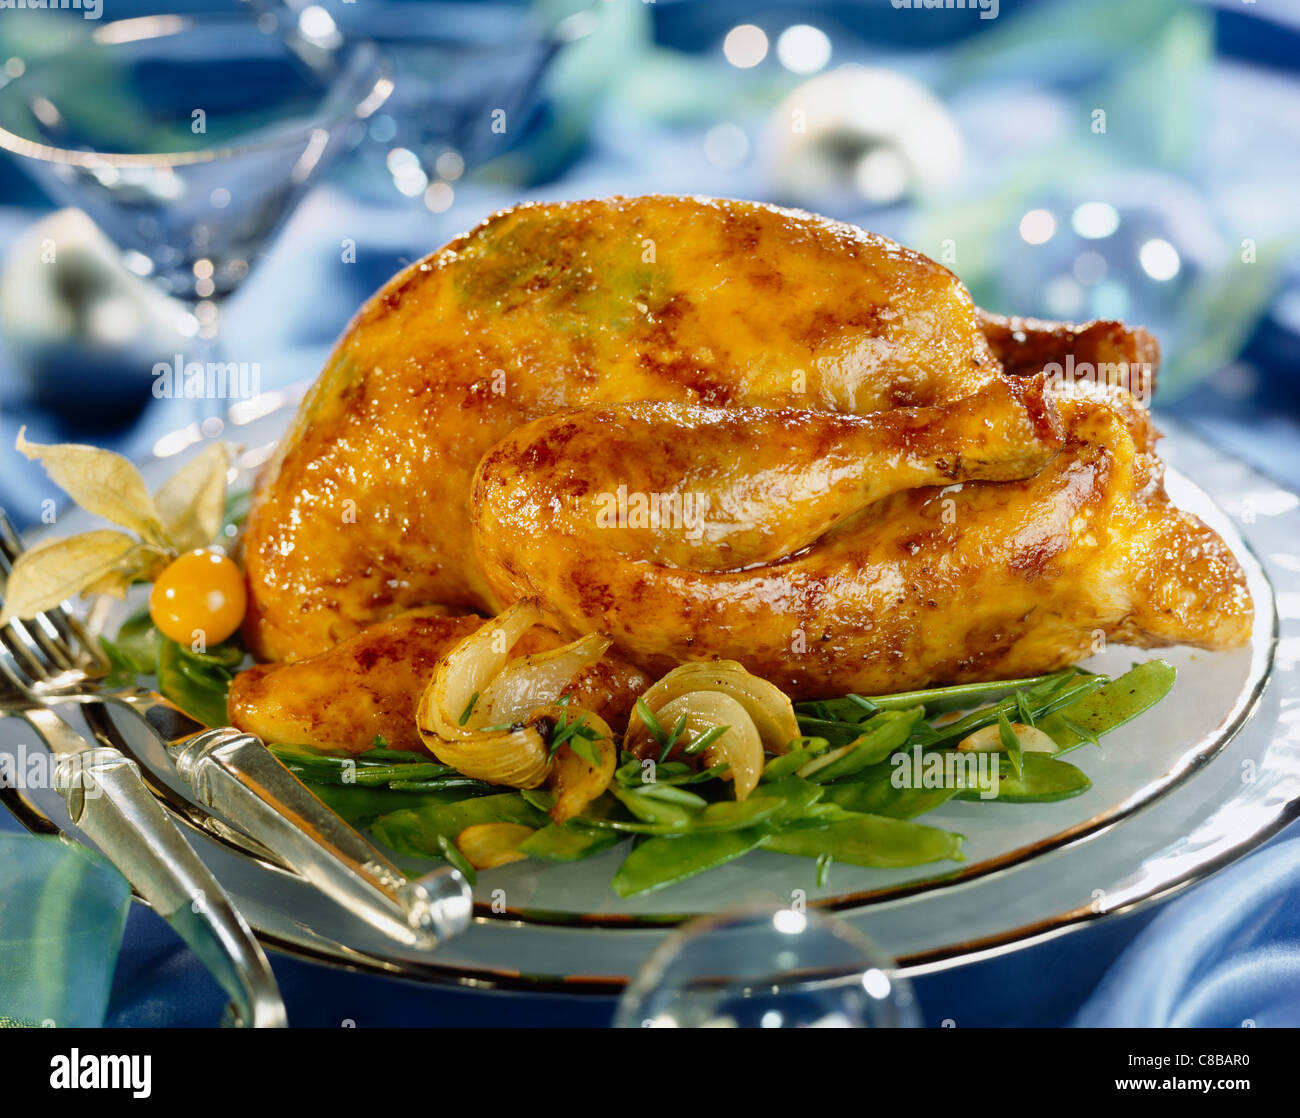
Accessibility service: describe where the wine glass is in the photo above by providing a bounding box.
[259,0,588,209]
[614,905,921,1028]
[0,10,391,431]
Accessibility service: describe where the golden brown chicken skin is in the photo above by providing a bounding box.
[237,194,1246,709]
[243,195,1018,662]
[471,378,1251,698]
[228,608,650,753]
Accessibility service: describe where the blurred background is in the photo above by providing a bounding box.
[0,0,1296,527]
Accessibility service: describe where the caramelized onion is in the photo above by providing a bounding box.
[625,689,765,800]
[417,711,552,788]
[421,600,543,740]
[416,602,616,793]
[624,661,799,755]
[548,711,617,823]
[475,632,611,728]
[456,823,536,870]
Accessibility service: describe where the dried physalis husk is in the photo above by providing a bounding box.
[1,430,231,621]
[0,530,144,623]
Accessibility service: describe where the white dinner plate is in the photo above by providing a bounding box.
[1,393,1294,991]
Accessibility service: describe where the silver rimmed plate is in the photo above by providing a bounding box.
[0,397,1293,990]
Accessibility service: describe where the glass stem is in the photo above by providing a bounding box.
[189,297,225,430]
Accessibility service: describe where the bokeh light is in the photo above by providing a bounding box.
[723,24,768,69]
[776,25,831,74]
[1019,209,1057,245]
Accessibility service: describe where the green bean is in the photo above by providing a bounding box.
[790,716,868,748]
[354,748,442,764]
[387,777,496,793]
[802,670,1075,721]
[925,673,1108,748]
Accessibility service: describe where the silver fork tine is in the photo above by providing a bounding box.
[4,611,78,678]
[0,509,109,676]
[0,616,84,694]
[0,622,47,691]
[0,630,37,694]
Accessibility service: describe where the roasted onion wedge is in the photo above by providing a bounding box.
[417,706,552,787]
[474,632,612,728]
[624,661,799,755]
[548,712,618,824]
[625,689,765,800]
[416,602,618,792]
[456,823,536,870]
[420,600,544,739]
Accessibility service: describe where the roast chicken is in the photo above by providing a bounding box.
[231,195,1252,749]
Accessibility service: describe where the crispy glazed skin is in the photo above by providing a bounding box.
[239,194,1249,715]
[978,309,1160,402]
[473,382,1251,697]
[228,608,650,753]
[244,195,1012,662]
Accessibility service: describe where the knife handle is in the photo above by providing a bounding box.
[51,742,286,1028]
[168,728,472,950]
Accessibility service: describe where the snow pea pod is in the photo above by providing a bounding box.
[157,638,232,729]
[1037,660,1176,756]
[370,793,547,859]
[762,737,830,782]
[612,786,698,830]
[822,760,958,820]
[102,607,164,676]
[799,709,923,783]
[753,775,825,821]
[579,787,795,836]
[952,753,1091,802]
[612,827,770,898]
[762,812,963,868]
[517,823,624,863]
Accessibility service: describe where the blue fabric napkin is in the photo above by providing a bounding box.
[1075,837,1300,1027]
[0,832,131,1028]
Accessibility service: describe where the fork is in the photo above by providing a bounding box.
[0,511,471,953]
[0,679,287,1027]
